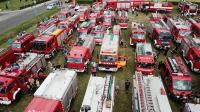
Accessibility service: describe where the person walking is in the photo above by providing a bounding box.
[125,79,131,94]
[124,55,128,66]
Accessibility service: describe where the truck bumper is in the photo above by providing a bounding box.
[0,100,11,105]
[98,67,118,72]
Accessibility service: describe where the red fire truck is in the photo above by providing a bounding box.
[106,0,131,10]
[130,22,146,46]
[77,21,92,38]
[68,14,80,28]
[0,47,16,66]
[92,2,104,17]
[180,38,200,73]
[163,15,191,43]
[188,18,200,38]
[113,25,121,36]
[0,53,46,105]
[81,75,115,112]
[149,14,173,49]
[76,6,89,21]
[11,34,35,53]
[24,69,77,112]
[91,25,105,44]
[117,10,128,28]
[57,19,74,38]
[132,72,172,112]
[37,17,60,35]
[161,56,192,101]
[57,8,75,21]
[135,43,155,75]
[143,0,173,12]
[98,34,126,72]
[65,35,95,72]
[32,25,67,59]
[178,0,198,16]
[89,13,98,27]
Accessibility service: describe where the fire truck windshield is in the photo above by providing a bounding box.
[33,41,46,50]
[179,31,191,37]
[0,82,15,94]
[159,32,173,40]
[58,24,68,29]
[119,19,128,23]
[95,33,103,39]
[190,5,197,10]
[173,80,192,91]
[12,43,21,49]
[67,58,82,63]
[132,33,145,39]
[105,18,111,22]
[100,55,116,62]
[137,63,154,68]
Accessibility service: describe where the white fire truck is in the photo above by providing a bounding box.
[80,75,115,112]
[132,72,172,112]
[98,34,126,72]
[25,69,77,112]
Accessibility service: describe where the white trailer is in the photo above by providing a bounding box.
[80,75,115,112]
[132,72,172,112]
[25,69,77,112]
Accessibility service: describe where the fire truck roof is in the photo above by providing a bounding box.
[185,103,200,112]
[169,17,190,30]
[69,15,79,22]
[13,34,34,43]
[0,47,12,57]
[34,35,53,42]
[133,72,172,112]
[0,76,14,87]
[34,69,76,100]
[24,97,60,112]
[68,46,87,58]
[81,75,115,112]
[167,56,189,76]
[93,25,104,32]
[89,13,97,17]
[136,43,153,56]
[100,34,119,55]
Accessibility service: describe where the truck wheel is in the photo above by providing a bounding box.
[14,91,22,102]
[189,63,194,71]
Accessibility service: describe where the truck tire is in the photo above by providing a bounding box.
[189,62,194,71]
[14,91,22,102]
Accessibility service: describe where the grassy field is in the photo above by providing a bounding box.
[0,5,200,112]
[0,0,37,10]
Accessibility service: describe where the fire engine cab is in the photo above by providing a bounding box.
[11,34,35,53]
[178,0,199,16]
[32,25,67,59]
[161,56,192,101]
[80,75,115,112]
[103,10,115,28]
[132,72,172,112]
[77,22,92,38]
[57,8,75,21]
[130,22,146,46]
[0,53,46,105]
[25,69,77,112]
[57,19,74,38]
[98,34,125,72]
[135,43,155,75]
[65,35,95,72]
[188,18,200,38]
[117,11,128,28]
[0,47,16,66]
[181,38,200,73]
[91,25,105,44]
[163,15,191,43]
[149,14,173,49]
[92,2,104,17]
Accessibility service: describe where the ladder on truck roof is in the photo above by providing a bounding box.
[97,75,113,111]
[0,48,10,56]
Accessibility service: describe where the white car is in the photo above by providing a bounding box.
[46,3,56,10]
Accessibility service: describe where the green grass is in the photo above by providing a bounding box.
[0,5,200,112]
[0,0,36,10]
[0,8,60,48]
